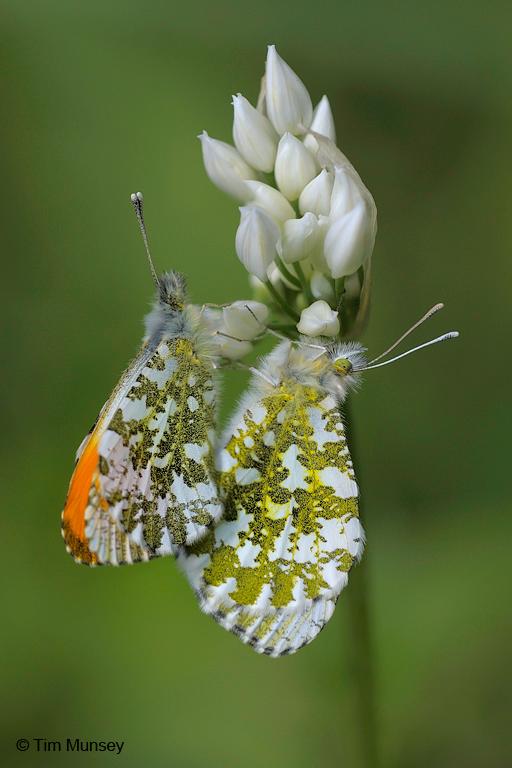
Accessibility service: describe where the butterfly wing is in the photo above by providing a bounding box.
[62,336,223,566]
[180,382,364,656]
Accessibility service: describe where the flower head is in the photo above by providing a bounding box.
[199,45,377,341]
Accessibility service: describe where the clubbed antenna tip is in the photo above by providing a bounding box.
[130,191,159,288]
[355,330,459,372]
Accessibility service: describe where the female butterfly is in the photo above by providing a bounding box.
[180,305,458,656]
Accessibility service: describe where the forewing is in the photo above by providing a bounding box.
[180,384,364,656]
[62,337,222,566]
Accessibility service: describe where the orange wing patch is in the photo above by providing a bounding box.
[61,434,100,565]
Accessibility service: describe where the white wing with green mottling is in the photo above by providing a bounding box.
[63,335,223,566]
[94,337,222,556]
[180,381,364,656]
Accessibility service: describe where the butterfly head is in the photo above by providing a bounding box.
[332,357,353,377]
[158,271,187,311]
[144,271,190,340]
[320,342,367,401]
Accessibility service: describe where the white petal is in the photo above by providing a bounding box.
[235,205,280,281]
[214,336,253,360]
[265,45,313,135]
[274,133,317,201]
[310,271,335,302]
[310,95,336,141]
[199,131,256,201]
[308,214,330,272]
[223,301,269,340]
[329,165,365,219]
[297,300,340,337]
[277,213,320,264]
[197,306,223,334]
[324,201,375,278]
[299,169,334,216]
[245,180,296,224]
[232,93,279,172]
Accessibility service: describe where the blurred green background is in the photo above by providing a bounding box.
[1,1,511,766]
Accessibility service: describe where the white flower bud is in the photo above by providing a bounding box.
[265,45,313,135]
[216,336,253,360]
[308,214,330,272]
[324,200,374,278]
[303,96,336,153]
[232,94,279,173]
[278,212,319,264]
[298,169,334,216]
[245,180,296,224]
[329,165,365,219]
[199,131,256,202]
[297,300,340,337]
[310,95,336,142]
[344,270,362,299]
[201,307,253,360]
[223,300,269,340]
[274,133,317,201]
[310,270,335,302]
[235,205,280,281]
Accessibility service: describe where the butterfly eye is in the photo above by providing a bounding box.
[333,358,352,376]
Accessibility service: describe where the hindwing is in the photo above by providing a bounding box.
[180,382,364,656]
[62,336,222,565]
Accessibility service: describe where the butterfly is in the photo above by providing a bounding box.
[61,194,223,566]
[180,339,366,655]
[180,304,459,656]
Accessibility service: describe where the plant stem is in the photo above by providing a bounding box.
[344,398,379,768]
[265,280,300,322]
[275,255,302,289]
[294,261,314,303]
[335,276,345,309]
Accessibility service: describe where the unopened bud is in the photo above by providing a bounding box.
[199,131,256,201]
[232,94,279,173]
[245,180,296,224]
[329,165,366,219]
[324,200,375,278]
[311,95,336,141]
[235,205,280,281]
[223,300,269,339]
[274,133,317,201]
[297,300,340,337]
[278,212,319,264]
[265,45,313,135]
[310,270,335,302]
[299,169,334,216]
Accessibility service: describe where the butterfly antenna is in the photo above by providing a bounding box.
[130,192,159,288]
[367,302,445,366]
[354,331,459,372]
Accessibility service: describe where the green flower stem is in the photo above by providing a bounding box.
[335,276,346,309]
[265,281,300,322]
[275,255,302,289]
[344,398,379,768]
[294,261,314,304]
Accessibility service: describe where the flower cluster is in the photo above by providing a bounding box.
[200,45,377,351]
